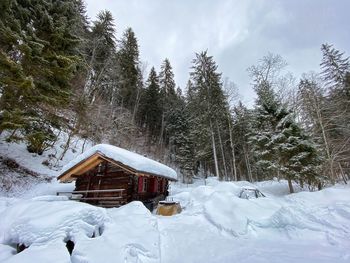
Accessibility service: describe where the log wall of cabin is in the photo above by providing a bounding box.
[73,160,169,208]
[74,161,133,206]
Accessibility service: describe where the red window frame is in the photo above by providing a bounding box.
[142,177,148,192]
[138,177,149,193]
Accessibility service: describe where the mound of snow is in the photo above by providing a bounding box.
[203,192,281,236]
[1,200,108,247]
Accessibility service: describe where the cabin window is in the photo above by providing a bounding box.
[138,177,166,193]
[142,178,149,192]
[137,177,149,193]
[148,177,158,193]
[152,178,158,193]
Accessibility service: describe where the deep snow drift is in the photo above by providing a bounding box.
[0,178,349,263]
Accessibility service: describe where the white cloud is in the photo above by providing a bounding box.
[84,0,350,105]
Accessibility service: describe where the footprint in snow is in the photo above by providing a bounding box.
[123,243,156,262]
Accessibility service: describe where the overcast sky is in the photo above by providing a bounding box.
[84,0,350,105]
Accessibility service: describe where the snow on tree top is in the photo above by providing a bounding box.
[59,144,177,180]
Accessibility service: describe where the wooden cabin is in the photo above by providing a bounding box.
[57,144,177,209]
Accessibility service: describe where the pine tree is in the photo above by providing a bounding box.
[159,59,176,100]
[249,54,322,192]
[248,84,281,181]
[117,28,140,111]
[158,58,177,146]
[165,99,194,183]
[320,43,350,89]
[250,85,322,192]
[188,51,230,179]
[318,44,350,183]
[0,0,81,154]
[275,113,323,191]
[85,10,117,103]
[139,67,161,139]
[231,102,255,181]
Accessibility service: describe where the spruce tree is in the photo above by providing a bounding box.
[117,28,140,110]
[275,113,323,190]
[166,99,194,183]
[320,43,350,89]
[232,102,255,181]
[250,84,322,192]
[319,44,350,183]
[159,58,177,146]
[248,54,322,192]
[0,0,81,153]
[188,51,230,179]
[85,10,117,103]
[139,67,161,139]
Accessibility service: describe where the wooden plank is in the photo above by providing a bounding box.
[96,202,122,205]
[95,204,123,208]
[57,189,124,194]
[102,173,130,178]
[100,178,129,182]
[75,197,123,201]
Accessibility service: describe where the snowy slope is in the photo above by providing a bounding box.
[0,132,93,177]
[0,132,93,197]
[0,178,349,263]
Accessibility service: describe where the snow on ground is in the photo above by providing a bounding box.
[0,177,349,263]
[1,136,349,262]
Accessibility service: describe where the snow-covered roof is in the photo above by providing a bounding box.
[59,144,177,181]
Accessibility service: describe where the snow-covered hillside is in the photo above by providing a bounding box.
[0,132,92,197]
[1,139,350,263]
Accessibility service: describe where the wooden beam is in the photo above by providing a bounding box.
[58,153,103,182]
[75,197,123,201]
[58,189,124,194]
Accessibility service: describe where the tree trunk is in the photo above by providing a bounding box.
[287,178,294,193]
[210,120,220,179]
[59,130,73,161]
[228,120,237,181]
[58,117,77,161]
[316,103,336,183]
[132,84,141,123]
[159,112,165,146]
[216,121,228,181]
[338,162,348,184]
[243,146,253,182]
[81,138,87,153]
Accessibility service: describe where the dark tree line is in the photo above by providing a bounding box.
[0,1,349,192]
